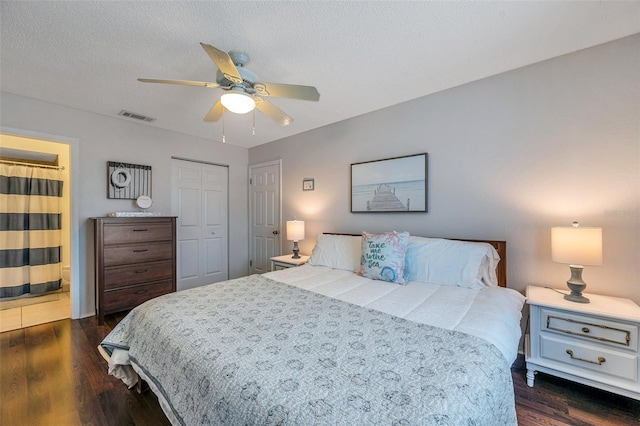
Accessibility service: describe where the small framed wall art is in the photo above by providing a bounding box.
[303,178,315,191]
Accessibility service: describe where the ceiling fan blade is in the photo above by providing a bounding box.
[254,82,320,101]
[138,78,220,88]
[254,97,293,126]
[200,43,243,85]
[204,99,224,122]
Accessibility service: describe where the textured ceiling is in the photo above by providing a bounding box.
[1,1,638,149]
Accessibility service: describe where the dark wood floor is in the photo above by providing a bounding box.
[1,316,639,425]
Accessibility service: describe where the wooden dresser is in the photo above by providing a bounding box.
[94,217,177,324]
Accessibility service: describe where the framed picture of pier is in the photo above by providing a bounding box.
[351,153,427,213]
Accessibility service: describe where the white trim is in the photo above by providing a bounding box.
[171,156,229,168]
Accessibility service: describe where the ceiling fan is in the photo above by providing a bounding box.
[138,43,320,127]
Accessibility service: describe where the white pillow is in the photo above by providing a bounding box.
[308,234,362,272]
[403,237,500,288]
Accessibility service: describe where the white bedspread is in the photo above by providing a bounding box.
[264,264,525,364]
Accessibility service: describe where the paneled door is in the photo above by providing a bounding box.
[249,160,281,274]
[172,158,228,291]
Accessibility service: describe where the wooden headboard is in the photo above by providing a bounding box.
[325,233,507,288]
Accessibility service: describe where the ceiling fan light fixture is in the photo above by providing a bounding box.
[139,44,318,125]
[220,91,255,114]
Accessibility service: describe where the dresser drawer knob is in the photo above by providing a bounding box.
[566,349,606,365]
[581,327,590,333]
[134,289,148,295]
[132,249,148,253]
[135,269,149,274]
[133,229,149,232]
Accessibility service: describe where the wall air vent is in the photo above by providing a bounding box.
[118,110,156,122]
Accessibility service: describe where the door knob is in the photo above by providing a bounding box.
[272,230,279,235]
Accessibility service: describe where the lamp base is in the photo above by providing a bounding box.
[291,241,300,259]
[564,265,590,304]
[564,292,590,303]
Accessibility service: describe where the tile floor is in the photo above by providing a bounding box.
[0,292,71,332]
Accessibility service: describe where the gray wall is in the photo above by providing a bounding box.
[249,34,640,303]
[0,93,249,318]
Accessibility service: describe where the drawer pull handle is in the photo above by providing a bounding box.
[132,249,148,253]
[134,289,148,295]
[135,269,148,274]
[547,315,631,347]
[566,349,606,365]
[133,229,149,232]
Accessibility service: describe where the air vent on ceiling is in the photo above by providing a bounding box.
[118,110,156,122]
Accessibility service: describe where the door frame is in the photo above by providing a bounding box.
[248,159,282,272]
[171,156,230,287]
[1,126,81,318]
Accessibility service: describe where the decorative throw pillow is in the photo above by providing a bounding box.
[359,231,410,284]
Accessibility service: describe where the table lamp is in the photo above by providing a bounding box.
[551,222,602,303]
[286,220,305,259]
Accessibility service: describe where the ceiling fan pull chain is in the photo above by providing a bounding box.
[222,110,226,143]
[252,109,256,136]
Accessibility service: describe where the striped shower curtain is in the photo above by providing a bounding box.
[0,164,63,298]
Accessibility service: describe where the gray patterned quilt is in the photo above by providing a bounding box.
[101,274,517,425]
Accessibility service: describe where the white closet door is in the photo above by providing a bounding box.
[172,159,228,291]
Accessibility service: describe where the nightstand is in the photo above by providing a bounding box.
[270,254,310,271]
[525,285,640,400]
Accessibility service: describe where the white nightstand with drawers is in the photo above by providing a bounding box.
[525,285,640,400]
[270,254,310,271]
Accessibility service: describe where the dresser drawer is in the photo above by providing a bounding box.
[540,334,638,382]
[104,242,173,266]
[542,308,636,350]
[104,260,174,290]
[103,223,173,245]
[103,280,173,313]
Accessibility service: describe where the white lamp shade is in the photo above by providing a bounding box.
[551,225,602,266]
[286,220,305,241]
[220,91,255,114]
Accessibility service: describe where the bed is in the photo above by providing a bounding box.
[100,232,526,425]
